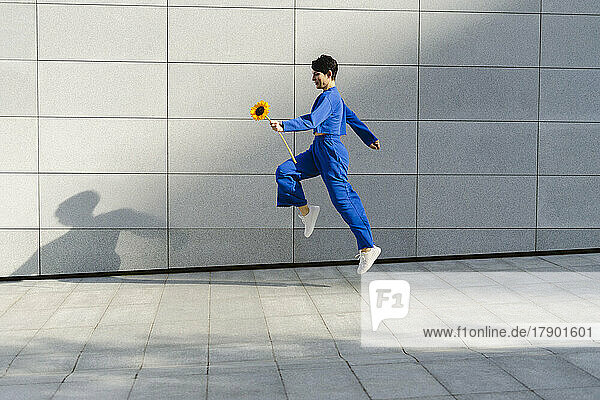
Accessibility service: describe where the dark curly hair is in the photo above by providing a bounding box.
[312,54,338,80]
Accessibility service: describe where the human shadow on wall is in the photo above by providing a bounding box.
[13,190,169,276]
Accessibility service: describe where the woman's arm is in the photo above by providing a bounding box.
[282,96,332,132]
[344,102,378,146]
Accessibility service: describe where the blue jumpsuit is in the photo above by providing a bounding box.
[275,86,378,250]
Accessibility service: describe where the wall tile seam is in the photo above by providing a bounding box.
[4,2,600,16]
[165,0,168,269]
[6,119,600,125]
[4,227,168,229]
[534,0,543,251]
[243,227,600,230]
[13,226,600,232]
[7,227,596,230]
[11,173,600,176]
[291,0,295,263]
[6,60,600,69]
[2,117,600,123]
[35,0,41,275]
[415,0,420,255]
[3,227,171,229]
[295,227,549,229]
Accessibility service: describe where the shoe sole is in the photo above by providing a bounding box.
[304,206,320,238]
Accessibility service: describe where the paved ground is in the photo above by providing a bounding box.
[1,253,600,399]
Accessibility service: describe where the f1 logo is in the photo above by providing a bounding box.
[369,280,410,331]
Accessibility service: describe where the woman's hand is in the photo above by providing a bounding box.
[270,120,284,132]
[369,140,380,150]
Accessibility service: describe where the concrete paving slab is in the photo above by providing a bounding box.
[352,362,451,399]
[153,304,209,323]
[84,323,151,353]
[20,326,93,356]
[207,366,285,400]
[560,351,600,379]
[489,353,600,390]
[99,303,158,326]
[0,356,13,375]
[259,295,319,317]
[535,386,600,400]
[271,339,340,360]
[209,283,257,300]
[422,358,528,395]
[60,290,116,308]
[209,315,270,342]
[456,391,541,400]
[129,374,207,400]
[256,281,309,298]
[266,314,331,340]
[63,367,138,382]
[75,349,144,371]
[208,342,273,364]
[137,365,206,378]
[0,308,56,331]
[42,306,106,329]
[253,268,301,282]
[0,382,61,400]
[0,253,599,398]
[0,329,39,356]
[281,363,368,400]
[343,351,417,366]
[209,296,263,320]
[295,266,344,281]
[540,255,598,267]
[0,373,67,386]
[310,292,364,314]
[52,377,134,399]
[6,353,78,375]
[304,278,356,296]
[110,287,164,305]
[9,290,71,311]
[147,321,208,349]
[143,346,207,368]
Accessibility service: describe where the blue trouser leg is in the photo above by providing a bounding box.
[313,136,375,250]
[275,146,320,207]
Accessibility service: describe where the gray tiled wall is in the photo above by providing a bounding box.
[1,1,599,276]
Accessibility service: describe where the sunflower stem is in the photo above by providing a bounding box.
[256,109,296,163]
[277,131,297,164]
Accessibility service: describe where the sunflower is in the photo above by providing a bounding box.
[250,99,297,164]
[250,100,271,121]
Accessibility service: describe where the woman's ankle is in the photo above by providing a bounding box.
[298,205,309,216]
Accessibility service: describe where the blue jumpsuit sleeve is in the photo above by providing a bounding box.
[281,96,332,132]
[345,102,378,146]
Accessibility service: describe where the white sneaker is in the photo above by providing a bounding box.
[298,205,320,238]
[355,246,382,274]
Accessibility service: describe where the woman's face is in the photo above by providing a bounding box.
[312,69,332,89]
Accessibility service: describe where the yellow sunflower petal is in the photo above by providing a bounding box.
[250,101,271,121]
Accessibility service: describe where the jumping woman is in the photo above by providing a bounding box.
[270,54,382,274]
